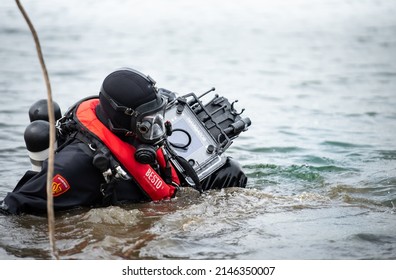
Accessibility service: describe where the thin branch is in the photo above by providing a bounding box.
[15,0,59,260]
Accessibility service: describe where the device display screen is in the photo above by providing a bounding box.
[167,118,204,159]
[165,102,225,183]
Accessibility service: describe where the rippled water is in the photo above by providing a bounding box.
[0,0,395,259]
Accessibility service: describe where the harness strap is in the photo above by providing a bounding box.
[74,132,123,206]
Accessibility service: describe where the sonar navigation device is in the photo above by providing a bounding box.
[161,88,251,186]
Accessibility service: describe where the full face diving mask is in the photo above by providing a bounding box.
[133,96,167,144]
[102,91,168,144]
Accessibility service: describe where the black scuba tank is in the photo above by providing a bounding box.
[24,99,62,171]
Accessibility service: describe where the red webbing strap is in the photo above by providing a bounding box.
[76,99,176,201]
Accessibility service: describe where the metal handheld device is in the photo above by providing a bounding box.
[162,88,251,186]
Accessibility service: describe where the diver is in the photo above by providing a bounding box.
[0,68,247,215]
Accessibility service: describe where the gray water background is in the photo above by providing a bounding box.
[0,0,395,259]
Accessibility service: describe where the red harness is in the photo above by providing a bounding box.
[75,99,179,201]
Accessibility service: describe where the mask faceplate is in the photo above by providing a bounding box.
[136,111,166,143]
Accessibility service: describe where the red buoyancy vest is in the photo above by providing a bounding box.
[75,99,179,201]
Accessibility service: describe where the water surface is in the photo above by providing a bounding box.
[0,0,395,259]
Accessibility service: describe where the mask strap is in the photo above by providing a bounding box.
[100,90,139,117]
[108,119,135,137]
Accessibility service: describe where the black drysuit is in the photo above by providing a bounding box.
[0,137,247,215]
